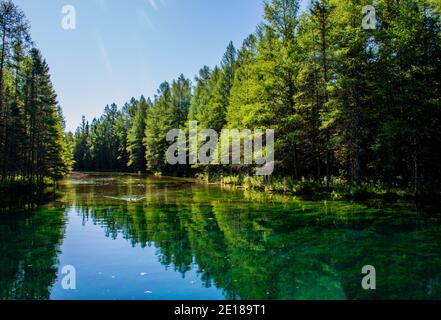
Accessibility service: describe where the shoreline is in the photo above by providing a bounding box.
[70,171,440,204]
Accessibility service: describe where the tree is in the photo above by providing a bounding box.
[189,66,212,126]
[73,116,91,171]
[70,0,441,196]
[144,76,191,174]
[127,96,150,172]
[0,0,30,179]
[22,48,70,181]
[227,0,301,177]
[370,0,441,193]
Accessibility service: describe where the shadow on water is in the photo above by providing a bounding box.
[0,186,61,213]
[1,172,441,300]
[0,185,66,300]
[0,206,66,300]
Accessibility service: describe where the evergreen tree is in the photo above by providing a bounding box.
[70,0,441,196]
[0,0,30,179]
[127,96,150,172]
[144,76,191,173]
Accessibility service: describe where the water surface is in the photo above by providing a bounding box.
[1,173,440,300]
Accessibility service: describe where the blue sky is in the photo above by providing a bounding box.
[14,0,308,132]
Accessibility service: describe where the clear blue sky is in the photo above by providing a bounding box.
[14,0,308,132]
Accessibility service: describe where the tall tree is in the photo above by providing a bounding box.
[144,76,192,174]
[22,48,70,181]
[127,96,150,172]
[0,0,30,179]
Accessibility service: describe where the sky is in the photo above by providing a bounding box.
[14,0,308,132]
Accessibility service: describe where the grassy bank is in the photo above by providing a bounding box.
[195,173,436,202]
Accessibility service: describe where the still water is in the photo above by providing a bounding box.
[1,173,440,300]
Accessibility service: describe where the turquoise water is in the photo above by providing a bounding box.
[1,173,440,300]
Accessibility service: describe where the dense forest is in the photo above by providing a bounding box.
[0,0,73,190]
[73,0,440,197]
[1,0,439,198]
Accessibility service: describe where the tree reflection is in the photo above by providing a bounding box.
[67,176,441,300]
[0,207,66,300]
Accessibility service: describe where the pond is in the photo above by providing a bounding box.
[0,173,440,300]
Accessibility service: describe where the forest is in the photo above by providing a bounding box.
[0,0,73,192]
[72,0,440,198]
[1,0,441,305]
[1,0,440,199]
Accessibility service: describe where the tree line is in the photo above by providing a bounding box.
[73,0,440,194]
[0,0,73,188]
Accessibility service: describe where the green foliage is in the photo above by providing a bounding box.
[189,42,237,132]
[221,175,243,186]
[0,2,71,187]
[127,96,150,172]
[217,174,416,201]
[144,75,191,174]
[73,99,141,172]
[71,0,440,197]
[0,1,72,186]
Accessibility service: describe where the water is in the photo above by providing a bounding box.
[0,173,440,300]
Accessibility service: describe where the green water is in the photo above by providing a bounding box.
[0,173,440,300]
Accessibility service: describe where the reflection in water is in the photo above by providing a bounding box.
[0,207,66,300]
[1,173,441,300]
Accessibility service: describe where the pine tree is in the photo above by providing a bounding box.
[73,116,91,171]
[68,0,441,195]
[0,0,30,180]
[127,96,150,172]
[189,66,212,126]
[144,76,191,173]
[23,48,69,181]
[324,0,375,182]
[371,0,441,192]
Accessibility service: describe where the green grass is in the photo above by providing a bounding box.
[197,173,422,201]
